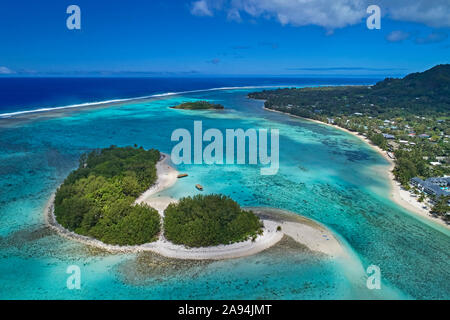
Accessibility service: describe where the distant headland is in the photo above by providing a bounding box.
[248,64,450,228]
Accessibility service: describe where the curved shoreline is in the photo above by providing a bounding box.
[45,153,344,259]
[134,153,179,213]
[263,107,449,230]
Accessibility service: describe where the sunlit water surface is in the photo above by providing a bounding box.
[0,89,449,299]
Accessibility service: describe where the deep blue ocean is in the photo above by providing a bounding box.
[0,77,379,115]
[0,77,449,299]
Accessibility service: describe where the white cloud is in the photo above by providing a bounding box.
[231,0,366,29]
[415,31,448,44]
[385,30,448,44]
[190,0,450,30]
[383,0,450,28]
[206,58,221,64]
[227,8,242,22]
[190,0,213,17]
[386,30,411,42]
[0,66,14,74]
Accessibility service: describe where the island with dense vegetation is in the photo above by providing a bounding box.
[249,64,450,223]
[49,147,344,259]
[164,194,263,247]
[54,146,162,245]
[52,147,265,250]
[171,100,224,110]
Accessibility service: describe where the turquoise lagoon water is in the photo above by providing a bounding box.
[0,88,449,299]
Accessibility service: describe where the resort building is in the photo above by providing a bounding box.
[410,177,450,198]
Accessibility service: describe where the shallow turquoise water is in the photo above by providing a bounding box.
[0,89,449,299]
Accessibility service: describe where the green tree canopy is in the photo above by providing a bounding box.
[54,146,161,245]
[164,194,263,247]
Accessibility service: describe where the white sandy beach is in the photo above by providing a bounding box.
[248,207,345,257]
[263,107,449,229]
[135,153,179,214]
[278,219,344,257]
[46,152,345,259]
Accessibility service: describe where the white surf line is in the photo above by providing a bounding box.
[0,83,374,119]
[0,85,278,119]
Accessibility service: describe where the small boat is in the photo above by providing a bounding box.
[177,173,188,178]
[195,184,204,191]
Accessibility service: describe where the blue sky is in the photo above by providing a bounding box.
[0,0,449,76]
